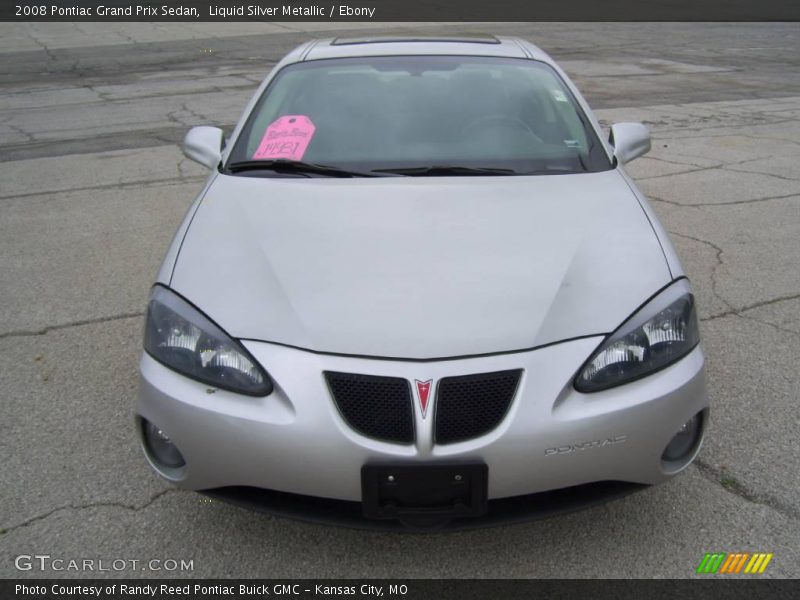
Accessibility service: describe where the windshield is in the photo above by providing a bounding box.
[226,55,612,176]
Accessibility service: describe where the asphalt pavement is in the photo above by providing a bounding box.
[0,21,798,578]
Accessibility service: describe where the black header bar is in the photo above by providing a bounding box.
[3,0,800,22]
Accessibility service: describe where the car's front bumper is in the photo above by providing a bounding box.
[136,336,708,506]
[202,480,649,531]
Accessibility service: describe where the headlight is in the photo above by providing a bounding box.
[575,279,700,392]
[144,285,273,396]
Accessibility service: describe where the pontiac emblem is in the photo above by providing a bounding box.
[415,379,433,418]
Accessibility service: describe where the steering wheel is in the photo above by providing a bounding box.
[461,115,543,143]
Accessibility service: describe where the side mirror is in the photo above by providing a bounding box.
[609,122,651,164]
[182,126,224,169]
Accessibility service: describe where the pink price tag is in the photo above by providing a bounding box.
[252,115,316,161]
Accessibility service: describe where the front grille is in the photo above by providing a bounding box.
[435,369,522,444]
[325,372,414,444]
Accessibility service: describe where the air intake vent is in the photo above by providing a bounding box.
[435,369,522,444]
[325,372,414,444]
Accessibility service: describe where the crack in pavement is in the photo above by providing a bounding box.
[179,101,210,124]
[649,192,799,208]
[637,153,796,183]
[723,166,800,182]
[638,163,720,181]
[165,107,191,128]
[701,293,800,337]
[668,231,733,313]
[4,122,37,143]
[662,231,798,336]
[176,157,197,182]
[0,311,144,341]
[647,116,800,135]
[692,460,800,521]
[637,154,720,170]
[0,79,257,112]
[0,125,216,162]
[730,311,800,337]
[703,292,800,320]
[0,175,205,202]
[653,130,800,148]
[26,30,59,65]
[1,488,182,536]
[671,222,800,337]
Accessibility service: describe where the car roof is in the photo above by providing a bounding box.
[297,36,551,63]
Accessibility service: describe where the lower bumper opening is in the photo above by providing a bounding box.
[202,480,648,531]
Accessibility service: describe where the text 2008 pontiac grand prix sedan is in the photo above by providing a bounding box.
[136,36,708,529]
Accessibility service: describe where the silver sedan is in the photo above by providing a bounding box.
[136,36,708,529]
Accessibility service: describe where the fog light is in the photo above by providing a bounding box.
[662,413,702,462]
[143,420,185,468]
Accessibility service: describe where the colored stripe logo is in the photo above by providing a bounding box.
[696,552,773,574]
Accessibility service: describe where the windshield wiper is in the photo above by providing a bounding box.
[371,165,517,176]
[226,159,389,178]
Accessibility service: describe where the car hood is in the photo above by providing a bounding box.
[170,170,671,359]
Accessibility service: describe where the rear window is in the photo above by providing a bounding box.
[227,55,611,176]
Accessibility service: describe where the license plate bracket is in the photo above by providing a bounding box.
[361,463,488,522]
